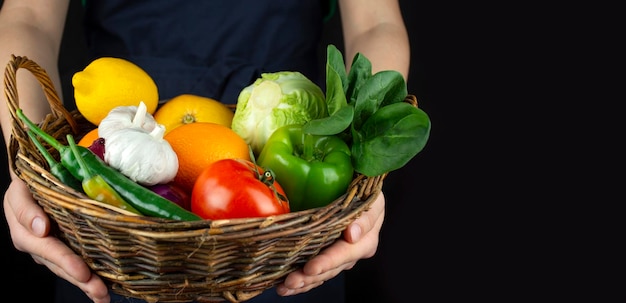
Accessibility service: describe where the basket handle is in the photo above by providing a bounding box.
[4,55,80,174]
[404,94,418,107]
[4,54,79,134]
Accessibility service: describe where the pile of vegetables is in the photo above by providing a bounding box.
[20,44,430,221]
[18,109,201,221]
[232,44,431,211]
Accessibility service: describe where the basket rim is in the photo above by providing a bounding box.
[4,54,406,303]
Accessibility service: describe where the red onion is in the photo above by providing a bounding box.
[147,183,191,210]
[88,137,106,160]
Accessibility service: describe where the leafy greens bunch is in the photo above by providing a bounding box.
[303,45,431,177]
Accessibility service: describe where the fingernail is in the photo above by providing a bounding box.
[32,217,45,236]
[350,224,361,242]
[277,285,292,296]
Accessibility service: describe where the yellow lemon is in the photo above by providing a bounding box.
[154,94,234,135]
[73,57,158,125]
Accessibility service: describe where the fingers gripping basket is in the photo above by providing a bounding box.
[4,55,410,303]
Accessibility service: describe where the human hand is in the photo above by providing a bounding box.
[3,179,111,303]
[276,192,385,296]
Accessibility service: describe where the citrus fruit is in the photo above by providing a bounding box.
[77,128,99,147]
[154,94,234,135]
[164,122,251,192]
[73,57,159,126]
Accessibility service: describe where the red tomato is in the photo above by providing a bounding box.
[191,158,290,220]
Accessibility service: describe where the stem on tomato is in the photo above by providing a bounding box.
[248,145,289,204]
[260,169,288,203]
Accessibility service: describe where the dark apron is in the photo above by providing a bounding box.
[56,1,346,303]
[82,0,326,104]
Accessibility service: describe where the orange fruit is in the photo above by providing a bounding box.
[77,128,100,147]
[154,94,234,135]
[164,122,250,192]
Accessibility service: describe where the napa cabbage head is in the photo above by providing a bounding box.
[231,71,328,155]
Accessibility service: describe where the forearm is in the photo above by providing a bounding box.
[338,0,410,80]
[0,1,69,166]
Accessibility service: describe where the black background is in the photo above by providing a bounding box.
[0,0,506,302]
[2,1,614,303]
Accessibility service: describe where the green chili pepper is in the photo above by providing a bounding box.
[17,109,201,221]
[26,129,83,192]
[67,134,142,215]
[257,124,354,211]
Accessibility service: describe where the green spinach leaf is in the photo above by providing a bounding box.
[303,105,354,136]
[352,70,407,130]
[305,44,431,176]
[346,53,372,104]
[352,102,431,177]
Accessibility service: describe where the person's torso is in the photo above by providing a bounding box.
[83,0,328,103]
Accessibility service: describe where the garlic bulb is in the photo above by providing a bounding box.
[101,101,179,185]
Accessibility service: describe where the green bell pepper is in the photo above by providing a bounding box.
[257,124,354,211]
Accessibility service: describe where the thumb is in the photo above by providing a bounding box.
[5,180,51,237]
[343,192,385,244]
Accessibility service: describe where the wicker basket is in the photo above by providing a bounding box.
[4,55,414,303]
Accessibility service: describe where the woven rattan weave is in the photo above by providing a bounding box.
[3,55,413,303]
